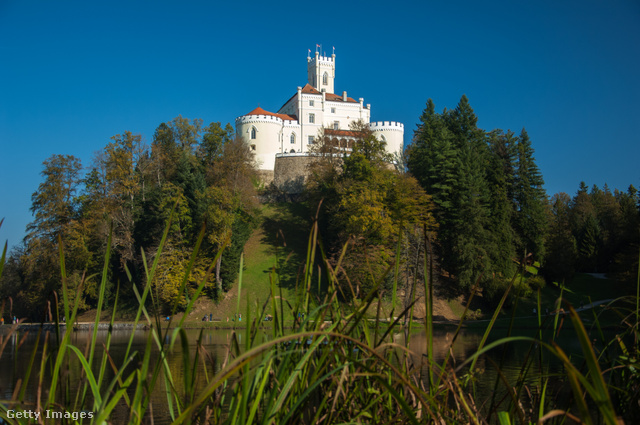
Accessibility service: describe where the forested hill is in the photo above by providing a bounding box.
[1,99,638,321]
[406,96,639,304]
[1,117,259,319]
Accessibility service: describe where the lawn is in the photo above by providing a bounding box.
[211,202,313,322]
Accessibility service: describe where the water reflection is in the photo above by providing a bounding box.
[0,325,590,423]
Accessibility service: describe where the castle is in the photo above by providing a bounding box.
[235,48,404,190]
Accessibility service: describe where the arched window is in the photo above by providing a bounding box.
[250,127,257,139]
[290,149,296,153]
[322,72,328,85]
[290,133,296,144]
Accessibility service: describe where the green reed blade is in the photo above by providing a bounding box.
[67,345,102,408]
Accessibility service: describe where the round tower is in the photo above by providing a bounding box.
[236,110,284,171]
[369,121,405,157]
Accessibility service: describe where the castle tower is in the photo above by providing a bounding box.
[307,49,335,93]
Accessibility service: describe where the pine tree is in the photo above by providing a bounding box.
[409,96,493,288]
[445,96,492,287]
[513,128,547,261]
[544,192,578,282]
[486,130,517,277]
[407,99,458,277]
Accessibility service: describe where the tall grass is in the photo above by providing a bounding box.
[0,215,638,424]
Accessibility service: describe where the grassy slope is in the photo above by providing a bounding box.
[78,201,634,326]
[76,201,467,324]
[211,202,311,321]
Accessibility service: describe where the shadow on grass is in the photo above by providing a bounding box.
[260,202,313,292]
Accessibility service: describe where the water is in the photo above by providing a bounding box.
[0,323,600,423]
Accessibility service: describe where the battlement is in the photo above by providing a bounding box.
[307,54,335,64]
[236,114,294,125]
[369,121,404,130]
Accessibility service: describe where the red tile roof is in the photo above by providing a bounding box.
[300,84,321,95]
[324,129,362,137]
[325,92,358,103]
[300,84,358,103]
[245,106,297,121]
[278,84,359,110]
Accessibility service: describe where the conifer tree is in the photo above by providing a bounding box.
[409,96,494,288]
[486,130,517,277]
[544,192,578,282]
[445,95,492,287]
[407,99,458,276]
[513,128,547,261]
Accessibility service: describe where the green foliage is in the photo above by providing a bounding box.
[218,210,256,293]
[2,212,638,424]
[544,192,578,283]
[306,123,435,299]
[152,245,207,311]
[27,154,83,242]
[513,128,547,260]
[527,274,546,290]
[2,115,258,315]
[408,97,551,292]
[544,181,640,283]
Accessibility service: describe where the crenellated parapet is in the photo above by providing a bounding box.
[369,121,404,131]
[236,114,298,126]
[369,121,404,155]
[307,54,335,65]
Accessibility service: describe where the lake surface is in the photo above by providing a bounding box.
[0,323,594,423]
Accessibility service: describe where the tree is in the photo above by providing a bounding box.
[544,192,578,282]
[306,122,435,299]
[445,96,492,288]
[486,129,517,277]
[407,99,458,217]
[199,122,234,165]
[27,154,83,242]
[102,131,146,264]
[513,128,547,261]
[17,154,89,319]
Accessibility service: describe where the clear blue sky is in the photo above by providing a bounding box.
[1,0,639,250]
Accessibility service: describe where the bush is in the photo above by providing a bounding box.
[527,274,546,290]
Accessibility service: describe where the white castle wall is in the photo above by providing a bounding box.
[307,52,335,93]
[369,121,404,156]
[236,114,300,170]
[236,51,404,175]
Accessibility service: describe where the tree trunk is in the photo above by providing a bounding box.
[216,255,222,292]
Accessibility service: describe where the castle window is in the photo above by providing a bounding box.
[331,107,336,114]
[308,136,315,145]
[290,133,296,144]
[290,149,295,153]
[333,121,339,130]
[250,127,257,139]
[250,144,256,151]
[323,72,328,85]
[309,100,314,107]
[309,113,315,124]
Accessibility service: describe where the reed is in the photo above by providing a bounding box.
[0,216,637,424]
